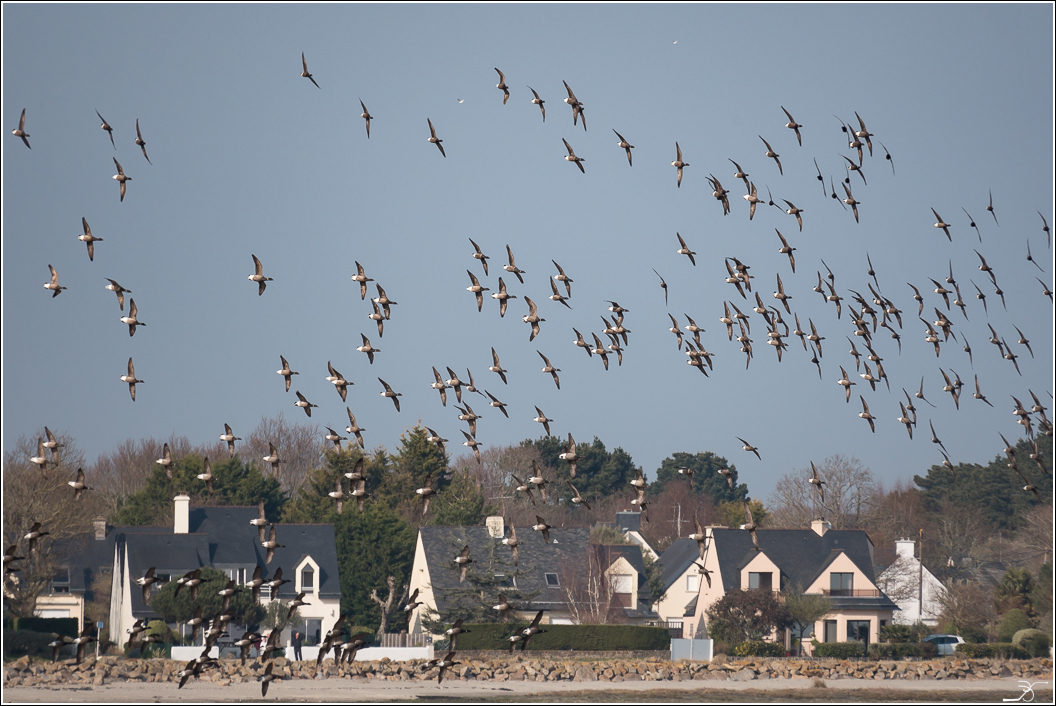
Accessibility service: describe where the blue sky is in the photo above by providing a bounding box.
[3,4,1052,500]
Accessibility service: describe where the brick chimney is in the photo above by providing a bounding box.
[174,495,190,534]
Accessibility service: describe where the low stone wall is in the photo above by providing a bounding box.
[4,654,1052,688]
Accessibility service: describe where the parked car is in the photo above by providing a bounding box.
[923,634,965,655]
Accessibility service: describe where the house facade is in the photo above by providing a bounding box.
[44,496,341,651]
[875,537,945,626]
[684,519,897,652]
[654,537,705,637]
[408,515,657,638]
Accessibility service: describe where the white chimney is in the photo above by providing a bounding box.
[895,537,915,560]
[174,495,190,534]
[485,516,505,539]
[811,518,831,537]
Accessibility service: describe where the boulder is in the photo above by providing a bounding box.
[574,666,597,682]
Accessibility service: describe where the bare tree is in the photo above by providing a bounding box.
[767,454,880,529]
[370,576,407,635]
[90,436,180,515]
[936,578,996,640]
[928,500,992,582]
[242,413,323,494]
[3,431,99,617]
[558,547,626,625]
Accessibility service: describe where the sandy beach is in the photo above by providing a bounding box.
[4,674,1052,703]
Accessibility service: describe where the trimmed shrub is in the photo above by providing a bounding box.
[868,642,938,659]
[998,609,1031,643]
[453,623,670,651]
[1013,629,1051,657]
[814,642,867,659]
[3,630,62,659]
[954,642,1032,659]
[12,617,79,638]
[732,641,787,657]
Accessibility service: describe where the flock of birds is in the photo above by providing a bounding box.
[8,49,1054,693]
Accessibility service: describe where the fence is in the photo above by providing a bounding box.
[377,633,431,648]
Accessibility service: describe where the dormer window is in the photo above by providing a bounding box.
[748,572,772,591]
[301,566,315,593]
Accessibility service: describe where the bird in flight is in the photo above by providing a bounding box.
[301,52,320,88]
[427,119,445,157]
[12,108,30,149]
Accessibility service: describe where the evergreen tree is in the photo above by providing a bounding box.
[281,447,388,523]
[913,435,1051,531]
[333,503,416,630]
[149,566,265,628]
[428,465,495,526]
[523,435,640,503]
[112,455,285,526]
[376,425,448,512]
[653,451,748,504]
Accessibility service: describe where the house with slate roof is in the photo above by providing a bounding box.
[408,516,657,637]
[653,537,705,637]
[678,519,897,651]
[45,495,341,650]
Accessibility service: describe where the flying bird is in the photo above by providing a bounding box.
[301,52,320,88]
[77,218,103,262]
[359,100,372,137]
[248,254,273,295]
[44,264,67,297]
[494,68,510,104]
[112,158,131,201]
[613,129,634,166]
[120,357,143,401]
[351,261,374,300]
[134,119,151,164]
[737,437,761,461]
[671,142,689,186]
[12,108,30,149]
[427,118,445,157]
[759,135,782,175]
[528,86,546,122]
[378,378,403,412]
[562,138,585,173]
[782,106,803,145]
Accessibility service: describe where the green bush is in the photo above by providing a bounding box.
[454,623,670,651]
[3,630,62,659]
[954,643,1032,659]
[813,642,867,659]
[1013,629,1051,658]
[12,617,80,638]
[732,641,787,657]
[998,609,1032,643]
[868,642,938,659]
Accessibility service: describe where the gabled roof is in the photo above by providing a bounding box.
[658,538,700,591]
[712,527,880,594]
[591,543,654,604]
[419,526,589,614]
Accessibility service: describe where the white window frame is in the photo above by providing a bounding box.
[295,556,320,594]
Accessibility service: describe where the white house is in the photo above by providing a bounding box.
[875,537,945,626]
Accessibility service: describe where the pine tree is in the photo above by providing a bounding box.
[653,451,748,504]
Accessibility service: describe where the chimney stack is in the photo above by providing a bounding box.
[485,516,505,539]
[93,517,107,540]
[811,518,831,537]
[174,495,190,534]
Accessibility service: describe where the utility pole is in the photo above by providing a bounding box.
[918,528,924,623]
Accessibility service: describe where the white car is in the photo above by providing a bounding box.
[923,634,965,656]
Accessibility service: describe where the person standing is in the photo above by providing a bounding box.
[292,630,304,662]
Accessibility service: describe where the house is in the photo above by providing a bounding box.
[875,537,946,626]
[685,519,898,652]
[654,538,705,638]
[408,516,658,637]
[46,495,341,650]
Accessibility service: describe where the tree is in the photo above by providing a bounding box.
[767,455,879,529]
[281,447,388,524]
[705,589,793,644]
[782,588,831,654]
[241,413,324,495]
[369,576,405,635]
[936,579,995,643]
[149,566,265,630]
[717,499,768,528]
[261,600,301,635]
[3,431,99,618]
[90,436,186,517]
[524,435,641,504]
[653,451,747,505]
[112,454,286,526]
[427,465,494,527]
[377,425,449,516]
[332,503,416,630]
[995,568,1036,617]
[913,435,1052,532]
[558,547,623,625]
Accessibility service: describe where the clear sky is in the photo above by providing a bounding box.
[3,4,1053,500]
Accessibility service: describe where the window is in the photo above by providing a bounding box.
[301,567,315,593]
[494,574,516,588]
[847,620,870,645]
[829,573,853,595]
[824,620,838,643]
[748,572,772,591]
[612,574,633,593]
[545,573,560,587]
[687,574,701,592]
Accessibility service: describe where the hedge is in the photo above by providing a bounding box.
[955,643,1032,659]
[3,630,64,659]
[12,617,79,638]
[867,642,938,659]
[732,641,787,657]
[453,623,670,651]
[813,642,867,658]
